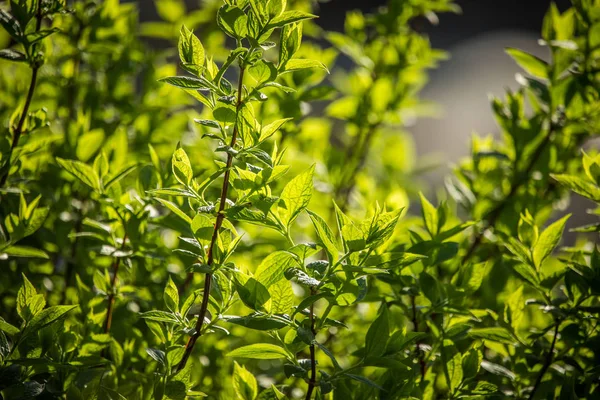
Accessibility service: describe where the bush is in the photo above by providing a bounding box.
[1,0,599,399]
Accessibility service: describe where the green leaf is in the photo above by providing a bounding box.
[551,173,600,202]
[442,341,463,393]
[341,222,366,252]
[104,164,138,190]
[254,251,297,288]
[172,146,194,186]
[17,274,44,322]
[146,348,166,366]
[344,374,385,391]
[2,245,49,259]
[0,318,19,336]
[0,10,21,40]
[532,214,570,270]
[56,157,100,191]
[224,314,288,331]
[268,10,317,28]
[259,118,292,142]
[506,48,549,79]
[155,198,192,225]
[469,327,514,344]
[269,279,294,314]
[307,210,339,264]
[236,277,271,311]
[462,348,482,379]
[164,276,179,313]
[419,192,439,237]
[156,0,185,22]
[217,6,248,39]
[248,59,277,85]
[0,49,26,62]
[233,361,258,400]
[281,58,328,73]
[159,76,209,90]
[364,306,389,358]
[364,252,426,269]
[23,306,78,338]
[178,25,205,66]
[279,166,314,228]
[227,343,290,359]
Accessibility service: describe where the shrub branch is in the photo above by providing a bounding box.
[0,1,43,189]
[103,234,128,334]
[528,322,560,400]
[176,65,246,372]
[305,288,318,400]
[462,127,554,263]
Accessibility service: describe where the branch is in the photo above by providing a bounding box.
[411,295,426,380]
[305,288,318,400]
[176,65,246,372]
[527,322,560,400]
[461,128,554,264]
[335,123,379,212]
[0,1,43,189]
[103,234,128,334]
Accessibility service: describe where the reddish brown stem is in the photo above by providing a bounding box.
[103,235,128,334]
[176,66,246,372]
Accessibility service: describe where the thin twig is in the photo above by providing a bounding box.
[462,129,554,264]
[305,288,318,400]
[411,295,426,380]
[0,1,43,189]
[335,123,380,212]
[176,66,246,372]
[103,234,128,334]
[528,322,560,400]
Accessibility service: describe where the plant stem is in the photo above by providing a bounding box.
[61,216,83,304]
[335,123,379,212]
[461,128,554,264]
[527,322,560,400]
[103,234,128,334]
[0,1,43,189]
[305,288,318,400]
[176,66,246,372]
[411,295,426,380]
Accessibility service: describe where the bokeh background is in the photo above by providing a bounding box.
[138,0,570,174]
[134,0,588,235]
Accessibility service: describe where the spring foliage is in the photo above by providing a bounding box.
[1,0,600,399]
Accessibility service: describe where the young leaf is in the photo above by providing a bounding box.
[281,59,328,73]
[56,158,100,191]
[217,5,248,39]
[227,343,290,359]
[364,306,389,358]
[506,48,549,79]
[172,146,194,186]
[2,245,49,259]
[267,10,317,28]
[532,214,570,270]
[307,210,339,263]
[164,276,179,313]
[279,165,315,228]
[159,76,210,90]
[22,306,78,339]
[233,361,258,400]
[255,251,297,288]
[419,192,439,237]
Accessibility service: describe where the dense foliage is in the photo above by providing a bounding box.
[1,0,600,399]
